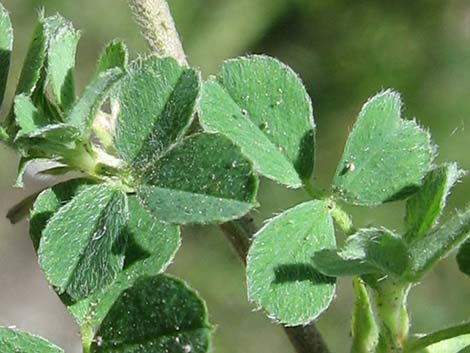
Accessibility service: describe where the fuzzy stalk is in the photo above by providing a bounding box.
[128,0,188,66]
[373,281,411,353]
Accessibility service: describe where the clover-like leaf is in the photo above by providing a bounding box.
[333,90,434,206]
[113,56,200,170]
[137,133,258,225]
[91,275,211,353]
[312,228,410,278]
[198,55,315,188]
[246,200,336,326]
[0,327,63,353]
[457,240,470,277]
[97,40,128,73]
[38,184,128,300]
[14,16,48,98]
[408,207,470,280]
[68,195,180,328]
[0,2,13,106]
[65,67,123,137]
[46,14,80,111]
[405,163,462,242]
[30,178,96,249]
[14,94,50,138]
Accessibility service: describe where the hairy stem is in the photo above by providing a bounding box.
[331,202,356,235]
[404,322,470,353]
[221,216,331,353]
[373,281,410,353]
[80,325,93,353]
[128,0,188,66]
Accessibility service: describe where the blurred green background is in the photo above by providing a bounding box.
[1,0,470,352]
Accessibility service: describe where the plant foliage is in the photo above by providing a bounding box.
[1,3,470,353]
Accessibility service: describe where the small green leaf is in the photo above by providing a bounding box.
[97,40,128,73]
[5,14,73,132]
[0,3,13,106]
[198,55,315,188]
[351,278,378,353]
[426,335,470,353]
[246,200,336,326]
[457,240,470,277]
[30,178,96,250]
[312,228,410,278]
[14,94,49,137]
[91,275,211,353]
[0,327,64,353]
[68,195,180,327]
[46,15,80,111]
[113,56,200,169]
[405,163,463,242]
[137,133,258,224]
[38,184,128,300]
[15,16,47,97]
[408,208,470,280]
[26,123,80,144]
[0,125,8,141]
[65,67,123,137]
[15,157,50,188]
[311,250,377,277]
[333,90,434,206]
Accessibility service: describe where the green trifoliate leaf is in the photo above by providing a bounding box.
[198,55,315,188]
[405,163,463,242]
[246,200,336,326]
[351,278,378,353]
[0,327,63,353]
[46,14,80,111]
[333,90,434,206]
[312,228,410,278]
[113,56,200,170]
[68,195,180,328]
[65,67,123,137]
[137,133,258,225]
[91,275,211,353]
[30,178,95,249]
[408,207,470,280]
[0,3,13,106]
[38,184,128,300]
[97,40,128,73]
[457,240,470,277]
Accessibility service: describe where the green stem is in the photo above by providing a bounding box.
[303,178,328,200]
[81,325,93,353]
[331,202,356,235]
[373,281,410,353]
[404,322,470,353]
[128,0,188,66]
